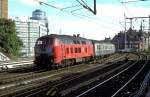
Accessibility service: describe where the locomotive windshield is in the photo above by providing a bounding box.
[36,37,53,45]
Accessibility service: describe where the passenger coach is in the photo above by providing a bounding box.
[91,40,115,59]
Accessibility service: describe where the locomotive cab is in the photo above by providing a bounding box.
[34,36,54,67]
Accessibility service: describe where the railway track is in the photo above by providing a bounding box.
[0,53,135,97]
[74,54,149,97]
[1,53,137,97]
[0,52,126,72]
[0,53,124,83]
[0,60,34,71]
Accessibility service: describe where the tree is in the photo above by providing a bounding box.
[0,18,23,58]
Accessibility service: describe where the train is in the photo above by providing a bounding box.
[34,34,115,68]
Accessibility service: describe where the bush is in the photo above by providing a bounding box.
[0,18,23,58]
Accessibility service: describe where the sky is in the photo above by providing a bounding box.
[9,0,150,40]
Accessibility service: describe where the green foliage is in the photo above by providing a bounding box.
[143,49,150,55]
[0,18,23,58]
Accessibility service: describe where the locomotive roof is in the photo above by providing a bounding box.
[41,34,89,41]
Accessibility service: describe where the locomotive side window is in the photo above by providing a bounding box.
[78,48,81,53]
[73,40,81,44]
[75,48,78,53]
[85,48,87,53]
[36,37,52,45]
[71,48,73,53]
[66,48,69,54]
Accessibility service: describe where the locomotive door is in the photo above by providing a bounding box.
[61,44,66,60]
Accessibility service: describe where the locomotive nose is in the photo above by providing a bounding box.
[35,45,53,57]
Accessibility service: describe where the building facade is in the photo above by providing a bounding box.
[13,17,47,57]
[0,0,8,18]
[31,9,49,35]
[112,28,149,52]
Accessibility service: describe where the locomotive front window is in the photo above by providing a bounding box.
[36,37,53,45]
[36,40,48,45]
[37,41,43,45]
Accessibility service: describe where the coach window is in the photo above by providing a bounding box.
[105,46,108,50]
[97,45,99,50]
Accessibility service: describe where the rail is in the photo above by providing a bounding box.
[0,60,34,70]
[76,53,147,97]
[133,71,150,97]
[12,53,138,97]
[0,53,138,97]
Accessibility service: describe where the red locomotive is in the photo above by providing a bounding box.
[34,34,94,67]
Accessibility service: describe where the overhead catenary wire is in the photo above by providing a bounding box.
[75,0,87,7]
[121,0,149,3]
[35,0,121,32]
[119,0,150,30]
[61,4,81,10]
[35,0,104,25]
[81,0,89,6]
[121,2,134,17]
[71,8,84,13]
[75,0,96,14]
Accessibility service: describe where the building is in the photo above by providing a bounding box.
[0,0,8,18]
[112,32,125,50]
[13,17,47,57]
[31,9,48,23]
[112,28,149,51]
[31,9,49,34]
